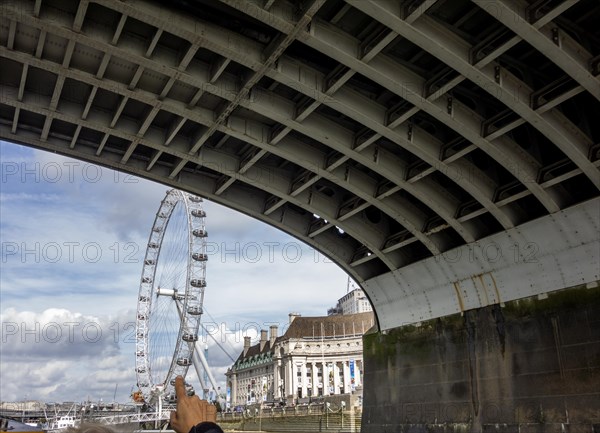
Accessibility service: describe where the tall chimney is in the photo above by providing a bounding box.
[260,329,268,351]
[243,336,251,356]
[269,325,278,347]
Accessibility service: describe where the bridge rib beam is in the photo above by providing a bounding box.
[211,0,561,213]
[86,0,480,241]
[227,0,586,185]
[305,16,561,212]
[348,0,599,190]
[213,0,517,232]
[1,60,418,269]
[0,45,443,257]
[170,0,326,178]
[0,80,400,271]
[0,121,367,282]
[474,0,599,102]
[0,4,465,251]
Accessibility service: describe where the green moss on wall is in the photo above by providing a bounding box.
[365,312,468,362]
[365,283,599,365]
[503,284,599,318]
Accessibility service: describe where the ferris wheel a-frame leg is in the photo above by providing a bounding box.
[192,356,209,396]
[174,299,219,397]
[191,345,219,398]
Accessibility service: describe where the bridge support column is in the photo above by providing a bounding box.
[361,282,600,433]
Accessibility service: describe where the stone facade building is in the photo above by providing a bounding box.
[328,288,373,315]
[225,311,374,407]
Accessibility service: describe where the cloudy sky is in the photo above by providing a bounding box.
[0,140,351,404]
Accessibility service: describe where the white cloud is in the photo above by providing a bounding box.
[0,308,136,402]
[1,308,121,359]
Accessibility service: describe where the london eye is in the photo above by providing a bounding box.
[134,189,217,405]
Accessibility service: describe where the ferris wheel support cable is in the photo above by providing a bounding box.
[199,323,236,363]
[200,308,237,362]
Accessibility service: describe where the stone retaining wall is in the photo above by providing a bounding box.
[361,283,600,433]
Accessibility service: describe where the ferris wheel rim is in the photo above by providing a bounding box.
[134,189,208,403]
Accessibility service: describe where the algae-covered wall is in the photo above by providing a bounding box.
[361,283,600,433]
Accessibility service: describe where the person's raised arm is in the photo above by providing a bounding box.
[169,376,222,433]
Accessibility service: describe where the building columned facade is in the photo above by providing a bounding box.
[225,312,374,407]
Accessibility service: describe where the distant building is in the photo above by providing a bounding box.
[328,288,373,315]
[0,401,44,411]
[225,311,374,407]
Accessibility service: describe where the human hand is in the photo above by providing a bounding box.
[169,376,217,433]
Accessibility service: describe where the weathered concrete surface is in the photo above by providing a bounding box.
[362,283,600,433]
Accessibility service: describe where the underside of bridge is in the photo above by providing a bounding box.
[1,0,599,431]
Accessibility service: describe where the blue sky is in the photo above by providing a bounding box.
[0,140,350,403]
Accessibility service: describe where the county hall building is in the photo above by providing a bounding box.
[225,308,374,407]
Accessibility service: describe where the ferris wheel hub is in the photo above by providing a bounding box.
[156,287,176,298]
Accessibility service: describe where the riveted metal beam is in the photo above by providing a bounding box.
[349,0,598,190]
